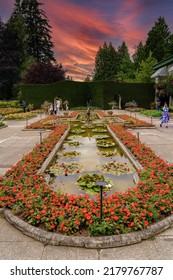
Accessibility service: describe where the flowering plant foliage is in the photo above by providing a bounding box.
[0,107,23,116]
[26,111,80,130]
[96,111,154,128]
[0,118,173,236]
[3,112,37,120]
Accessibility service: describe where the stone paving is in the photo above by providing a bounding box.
[0,111,173,259]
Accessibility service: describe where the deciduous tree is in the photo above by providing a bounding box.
[22,62,66,84]
[135,51,157,82]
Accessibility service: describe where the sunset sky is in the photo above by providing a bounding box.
[1,0,173,80]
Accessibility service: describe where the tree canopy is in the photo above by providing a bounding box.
[93,42,119,81]
[9,0,55,63]
[22,62,66,84]
[145,17,172,61]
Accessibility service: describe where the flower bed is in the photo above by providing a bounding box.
[0,120,173,237]
[26,116,58,129]
[119,115,155,128]
[0,107,23,116]
[25,112,80,130]
[3,112,37,120]
[96,111,154,128]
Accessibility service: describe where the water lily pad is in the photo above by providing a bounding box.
[76,173,112,194]
[96,139,115,148]
[49,162,83,175]
[71,129,85,134]
[64,141,82,147]
[97,161,134,175]
[67,135,82,140]
[58,151,81,158]
[97,150,118,157]
[93,134,109,139]
[70,124,79,127]
[92,128,107,133]
[81,124,95,129]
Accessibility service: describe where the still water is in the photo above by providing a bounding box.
[46,119,136,196]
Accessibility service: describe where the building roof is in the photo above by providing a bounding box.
[169,65,173,73]
[151,66,167,78]
[153,55,173,70]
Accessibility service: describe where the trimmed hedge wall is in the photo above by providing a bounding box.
[20,81,155,109]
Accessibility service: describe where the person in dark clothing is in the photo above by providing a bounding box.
[22,100,26,112]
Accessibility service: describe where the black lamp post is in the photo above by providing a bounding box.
[137,131,140,145]
[39,130,44,144]
[95,180,107,221]
[26,118,28,127]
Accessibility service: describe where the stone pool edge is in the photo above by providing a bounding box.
[1,207,173,248]
[1,121,171,248]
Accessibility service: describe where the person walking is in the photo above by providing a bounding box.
[56,98,61,115]
[22,100,27,113]
[160,102,169,128]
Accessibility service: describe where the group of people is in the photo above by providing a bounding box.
[48,98,69,115]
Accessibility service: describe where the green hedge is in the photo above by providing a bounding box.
[20,81,155,109]
[0,100,21,108]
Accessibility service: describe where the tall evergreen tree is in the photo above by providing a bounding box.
[93,42,118,81]
[145,17,171,61]
[9,0,55,63]
[0,17,22,99]
[117,41,130,61]
[132,41,145,71]
[116,41,135,81]
[166,34,173,57]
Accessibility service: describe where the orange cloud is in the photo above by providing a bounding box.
[4,0,172,81]
[44,0,120,80]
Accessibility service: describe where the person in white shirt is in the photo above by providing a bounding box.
[56,98,60,115]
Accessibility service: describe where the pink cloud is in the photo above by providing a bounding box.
[2,0,173,81]
[44,0,121,80]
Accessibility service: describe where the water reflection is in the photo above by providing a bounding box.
[46,120,136,196]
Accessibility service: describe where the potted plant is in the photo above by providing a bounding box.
[108,101,118,109]
[150,102,156,110]
[107,110,113,116]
